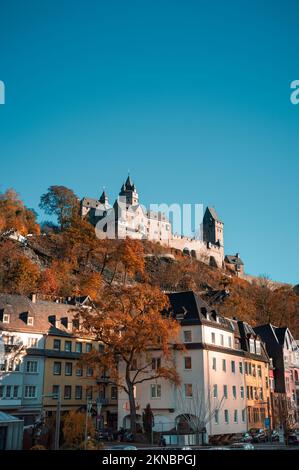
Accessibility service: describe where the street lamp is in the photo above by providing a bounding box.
[43,386,61,450]
[84,399,93,449]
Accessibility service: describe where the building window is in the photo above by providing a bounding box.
[64,385,72,400]
[86,343,92,353]
[252,364,256,376]
[3,313,10,323]
[232,385,237,399]
[212,357,217,371]
[65,362,73,376]
[256,341,261,354]
[86,387,93,400]
[222,359,226,372]
[248,363,252,375]
[257,365,262,377]
[76,367,83,377]
[6,385,11,398]
[99,344,105,353]
[111,387,118,400]
[220,334,224,346]
[223,385,228,398]
[240,386,244,399]
[53,362,61,375]
[249,339,255,354]
[151,384,162,399]
[183,331,192,343]
[213,384,218,398]
[242,409,246,422]
[239,362,243,374]
[234,410,238,423]
[211,332,216,344]
[246,386,250,399]
[24,385,36,398]
[75,386,82,400]
[0,385,4,398]
[52,385,59,398]
[184,384,193,398]
[86,367,93,377]
[224,409,229,423]
[27,317,34,326]
[26,361,38,373]
[13,386,19,398]
[28,337,38,348]
[245,362,248,375]
[184,357,192,370]
[53,339,61,351]
[64,341,72,352]
[253,408,259,423]
[75,342,83,353]
[231,361,235,373]
[214,409,219,424]
[228,337,232,348]
[152,358,161,370]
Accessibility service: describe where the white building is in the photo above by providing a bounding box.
[118,291,252,440]
[81,177,225,268]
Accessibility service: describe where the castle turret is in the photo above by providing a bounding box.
[203,206,224,247]
[99,190,109,206]
[119,175,139,206]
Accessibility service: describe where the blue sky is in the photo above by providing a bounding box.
[0,0,298,284]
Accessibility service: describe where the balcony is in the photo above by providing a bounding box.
[96,376,110,384]
[97,398,109,406]
[0,398,22,407]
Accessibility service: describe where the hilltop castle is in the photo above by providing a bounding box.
[81,176,226,268]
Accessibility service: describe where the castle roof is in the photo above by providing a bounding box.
[99,190,108,204]
[206,206,222,222]
[225,254,244,266]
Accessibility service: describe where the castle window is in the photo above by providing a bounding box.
[3,314,10,323]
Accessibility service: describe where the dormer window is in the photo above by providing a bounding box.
[27,317,34,326]
[3,314,10,323]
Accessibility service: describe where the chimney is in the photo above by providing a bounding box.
[235,253,240,259]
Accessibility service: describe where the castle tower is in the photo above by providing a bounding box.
[99,190,109,206]
[119,175,139,206]
[203,206,224,247]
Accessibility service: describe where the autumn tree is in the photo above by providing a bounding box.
[0,188,40,235]
[39,185,79,230]
[0,242,40,294]
[62,410,95,449]
[109,238,145,285]
[78,283,182,433]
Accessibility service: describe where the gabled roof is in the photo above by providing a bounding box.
[225,255,244,266]
[0,294,77,335]
[167,291,233,330]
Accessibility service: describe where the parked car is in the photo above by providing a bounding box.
[96,429,114,441]
[270,430,279,442]
[110,445,138,450]
[240,432,253,443]
[229,443,255,450]
[249,428,268,443]
[287,433,299,445]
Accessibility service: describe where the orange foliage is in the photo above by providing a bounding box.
[78,282,182,432]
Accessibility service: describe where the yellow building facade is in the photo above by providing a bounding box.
[244,358,271,429]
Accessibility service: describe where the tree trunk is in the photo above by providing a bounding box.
[126,369,137,433]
